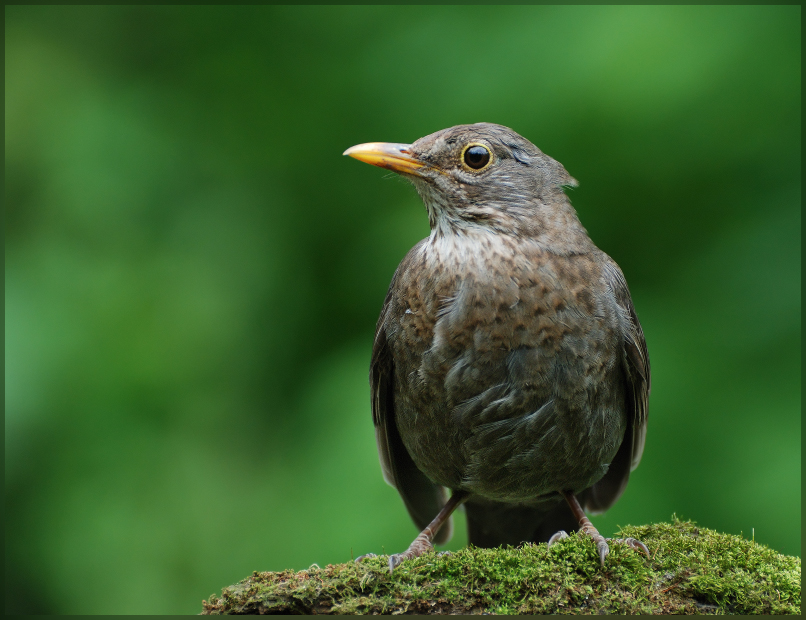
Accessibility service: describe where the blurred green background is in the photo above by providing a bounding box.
[5,5,800,614]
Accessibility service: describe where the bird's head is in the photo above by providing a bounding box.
[344,123,583,242]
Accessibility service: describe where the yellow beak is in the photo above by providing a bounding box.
[343,142,425,176]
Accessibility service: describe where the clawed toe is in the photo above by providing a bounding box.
[596,538,610,566]
[388,553,404,572]
[355,546,440,572]
[548,528,609,565]
[610,536,650,558]
[374,492,468,573]
[387,536,435,573]
[548,530,569,546]
[557,491,652,567]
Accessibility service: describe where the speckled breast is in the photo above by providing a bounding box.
[386,234,628,502]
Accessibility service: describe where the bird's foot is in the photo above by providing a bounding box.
[557,491,648,566]
[387,531,434,573]
[578,520,610,566]
[355,546,452,567]
[358,491,468,573]
[549,524,609,565]
[548,528,649,566]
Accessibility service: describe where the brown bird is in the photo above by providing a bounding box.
[344,123,650,572]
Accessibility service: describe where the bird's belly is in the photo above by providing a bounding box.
[394,369,626,502]
[391,273,627,502]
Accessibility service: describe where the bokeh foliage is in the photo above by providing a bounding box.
[5,5,800,614]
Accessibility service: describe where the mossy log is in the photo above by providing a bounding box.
[201,519,800,614]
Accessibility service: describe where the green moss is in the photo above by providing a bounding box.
[201,519,800,614]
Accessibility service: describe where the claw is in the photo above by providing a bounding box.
[612,537,650,558]
[579,520,610,566]
[597,538,610,567]
[388,554,403,572]
[548,530,569,546]
[354,552,377,563]
[387,536,434,573]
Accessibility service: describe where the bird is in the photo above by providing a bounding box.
[344,123,650,572]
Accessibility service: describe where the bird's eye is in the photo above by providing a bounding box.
[462,144,491,170]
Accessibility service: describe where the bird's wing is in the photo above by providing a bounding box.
[582,257,650,514]
[370,271,453,544]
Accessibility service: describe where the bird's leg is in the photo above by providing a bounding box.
[386,490,469,573]
[548,490,649,566]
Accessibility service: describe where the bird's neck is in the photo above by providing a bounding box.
[427,198,594,258]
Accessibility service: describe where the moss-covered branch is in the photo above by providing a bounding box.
[201,519,800,614]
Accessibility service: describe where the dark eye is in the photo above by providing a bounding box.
[463,145,491,170]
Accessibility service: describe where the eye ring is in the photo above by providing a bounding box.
[460,142,493,171]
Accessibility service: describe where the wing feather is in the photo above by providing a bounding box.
[582,258,650,513]
[370,261,453,544]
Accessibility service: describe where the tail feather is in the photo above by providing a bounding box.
[465,497,579,548]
